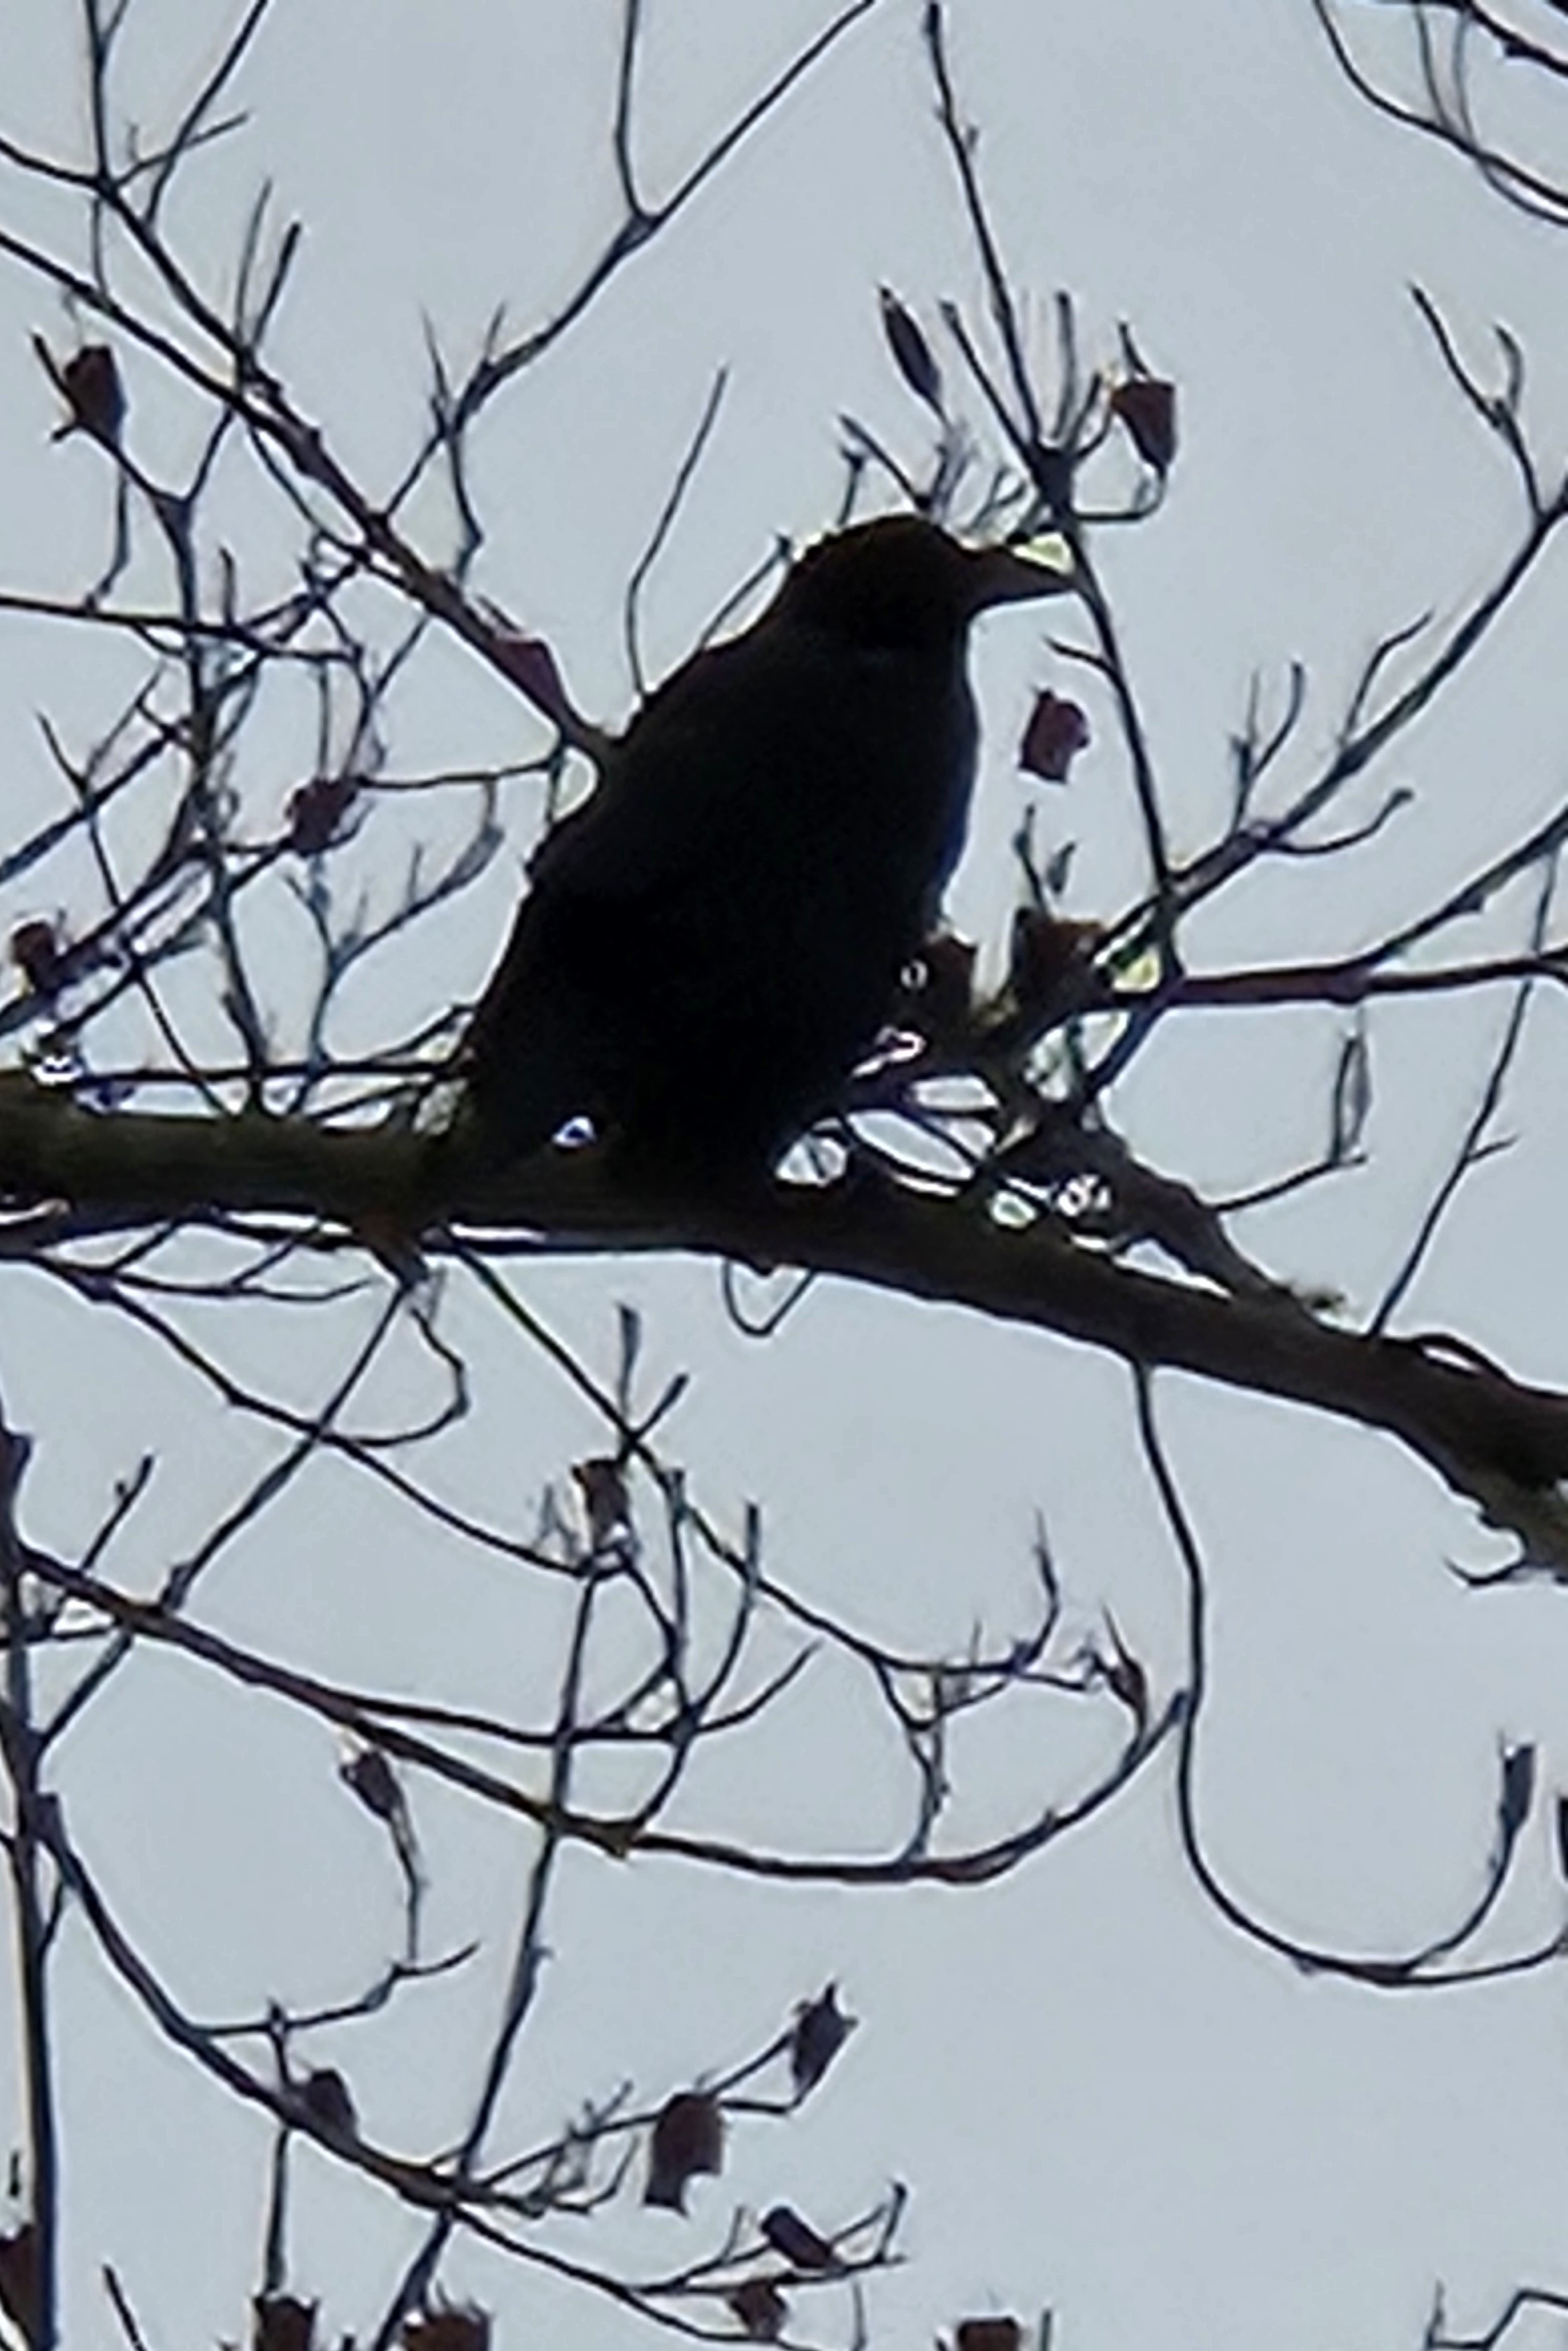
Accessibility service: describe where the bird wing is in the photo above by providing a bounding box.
[462,615,977,1161]
[529,622,972,905]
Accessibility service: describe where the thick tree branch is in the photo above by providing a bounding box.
[1,1077,1563,1555]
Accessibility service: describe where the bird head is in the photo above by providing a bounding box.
[777,514,1073,652]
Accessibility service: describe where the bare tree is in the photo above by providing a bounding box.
[0,4,1567,2348]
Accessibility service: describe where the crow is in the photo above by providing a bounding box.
[461,514,1070,1184]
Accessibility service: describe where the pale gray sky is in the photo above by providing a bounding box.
[2,6,1568,2349]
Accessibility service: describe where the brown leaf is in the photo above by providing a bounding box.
[0,2222,38,2346]
[253,2295,318,2351]
[1019,690,1090,784]
[729,2279,789,2341]
[878,286,944,411]
[645,2090,724,2211]
[9,920,66,996]
[402,2306,490,2351]
[57,345,125,445]
[956,2321,1023,2351]
[573,1458,631,1551]
[286,773,359,856]
[789,1982,856,2097]
[1110,378,1177,471]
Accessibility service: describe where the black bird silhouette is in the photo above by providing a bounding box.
[461,515,1070,1184]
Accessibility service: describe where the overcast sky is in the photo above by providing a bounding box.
[3,5,1568,2349]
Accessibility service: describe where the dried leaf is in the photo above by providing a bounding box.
[789,1983,857,2097]
[729,2278,789,2341]
[573,1458,631,1552]
[57,345,126,445]
[1019,690,1091,784]
[1110,377,1177,471]
[760,2206,837,2272]
[8,921,66,996]
[645,2091,724,2212]
[956,2321,1023,2351]
[402,2305,490,2351]
[253,2295,318,2351]
[0,2222,38,2346]
[286,773,359,856]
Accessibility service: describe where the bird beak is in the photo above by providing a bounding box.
[965,534,1077,610]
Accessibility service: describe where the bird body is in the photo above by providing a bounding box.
[462,516,1067,1182]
